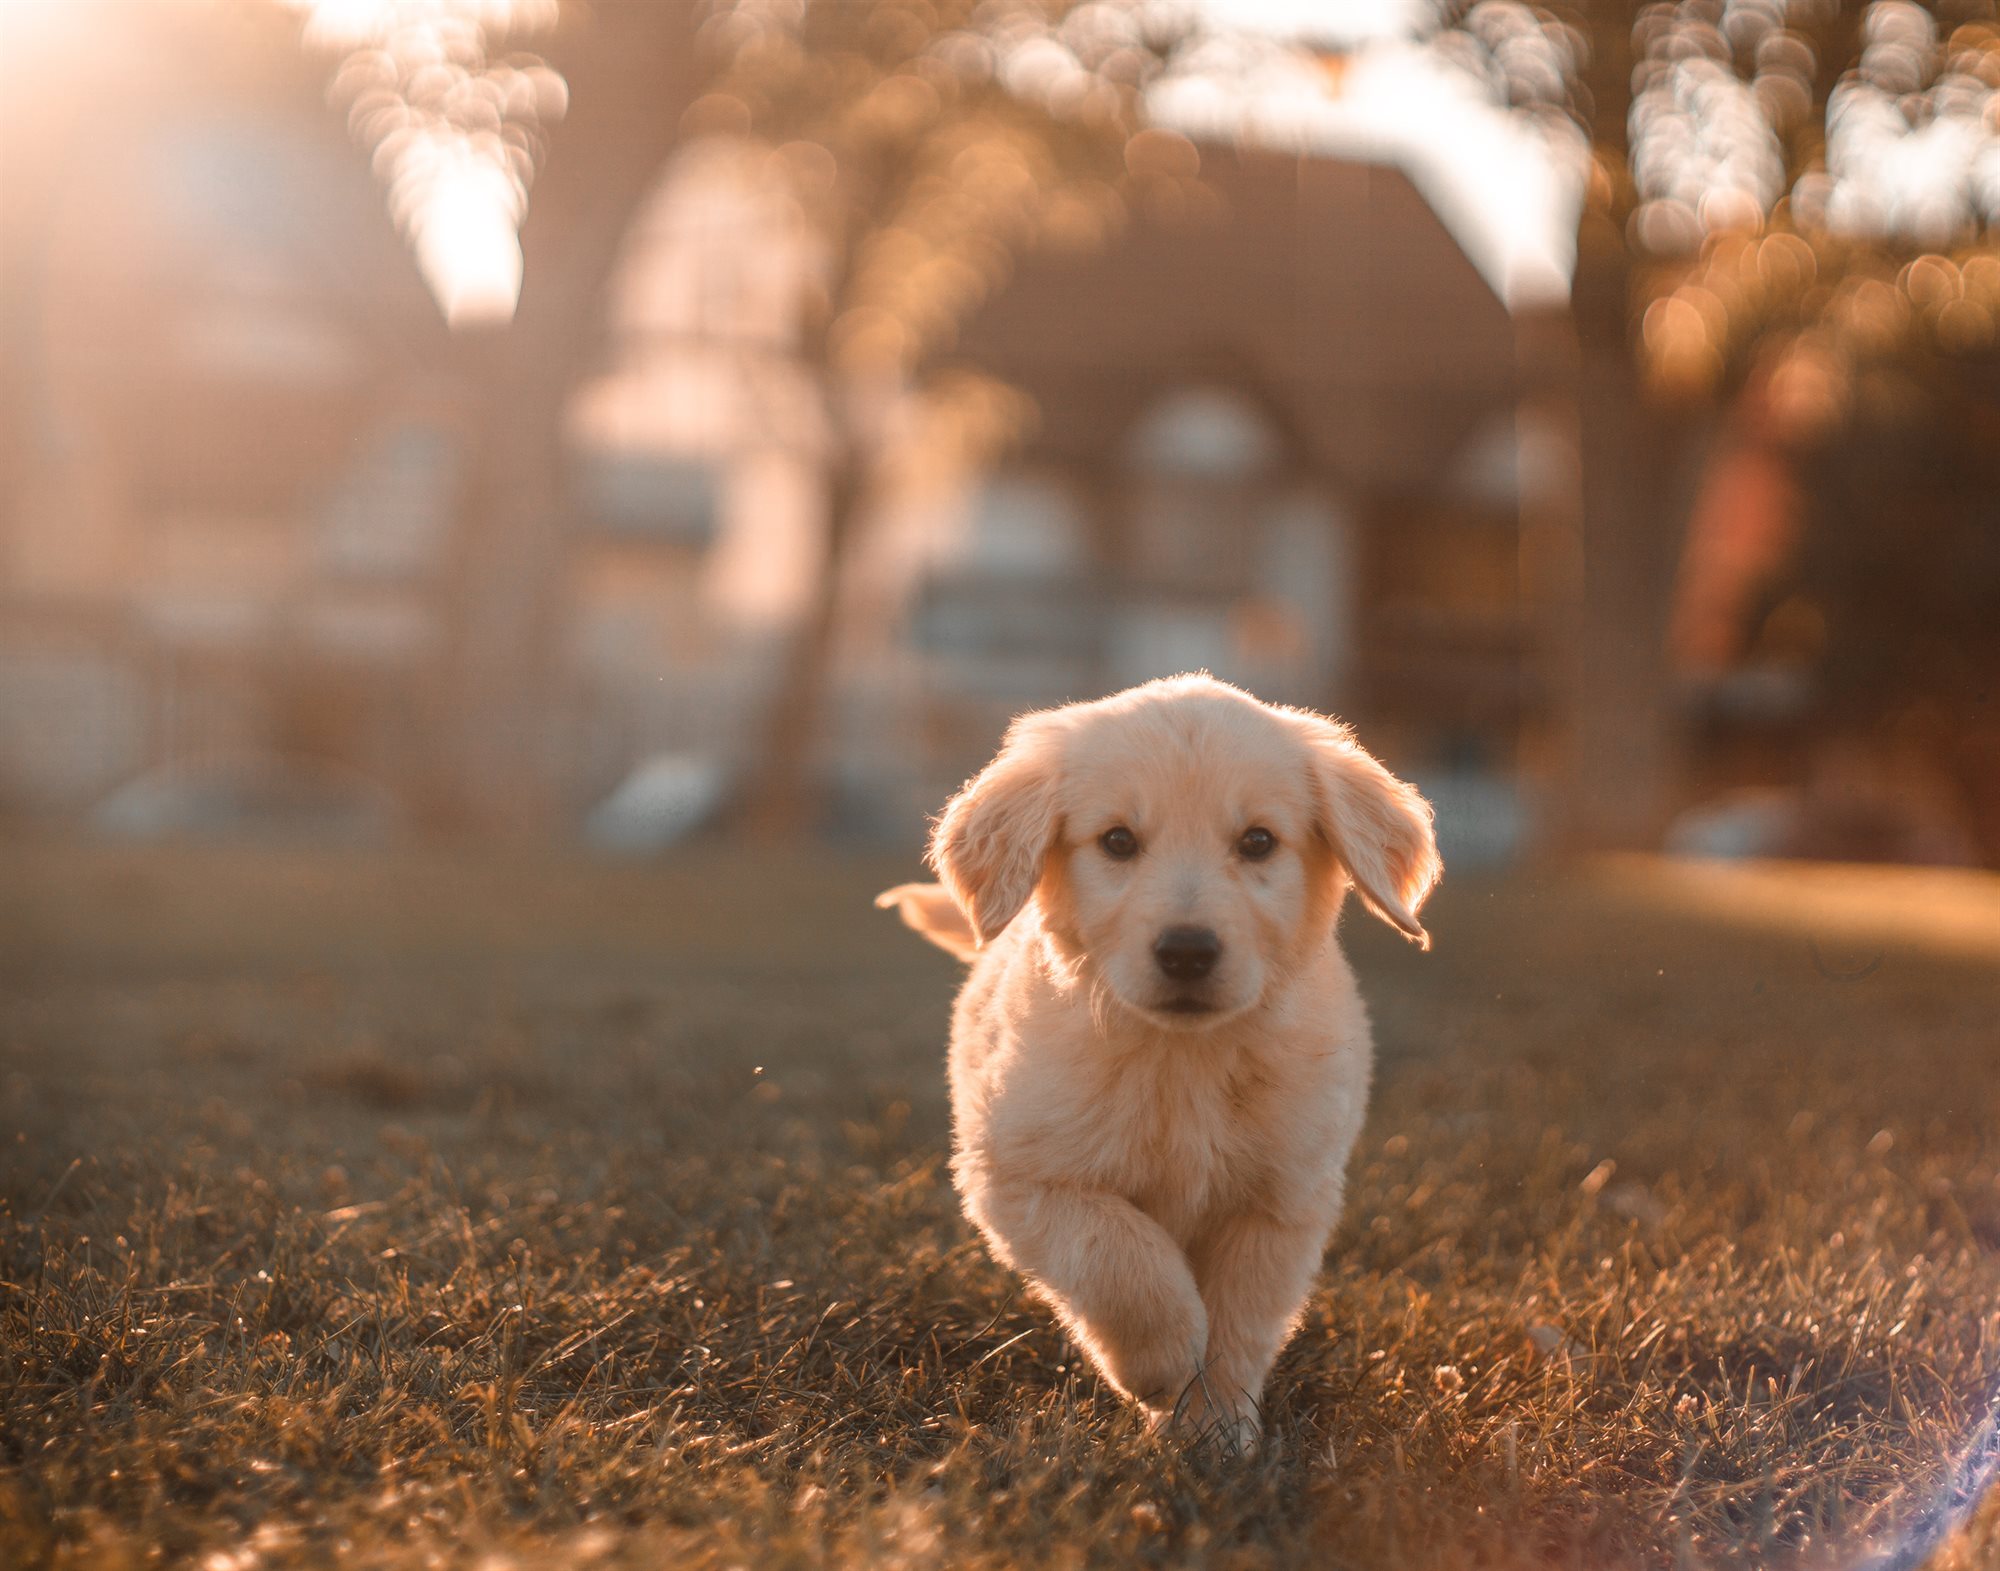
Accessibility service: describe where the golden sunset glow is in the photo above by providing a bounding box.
[4,8,2000,1565]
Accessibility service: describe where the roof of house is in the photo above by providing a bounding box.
[951,143,1524,496]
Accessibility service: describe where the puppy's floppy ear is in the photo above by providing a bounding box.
[928,714,1061,946]
[1294,715,1442,948]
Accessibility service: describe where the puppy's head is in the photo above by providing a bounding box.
[929,675,1441,1029]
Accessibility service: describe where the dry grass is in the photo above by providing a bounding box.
[3,840,1999,1570]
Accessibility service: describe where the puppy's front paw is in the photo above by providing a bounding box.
[1084,1313,1209,1420]
[1171,1379,1263,1458]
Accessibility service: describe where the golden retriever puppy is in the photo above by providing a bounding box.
[876,674,1440,1449]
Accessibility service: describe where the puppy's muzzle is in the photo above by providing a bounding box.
[1152,926,1222,982]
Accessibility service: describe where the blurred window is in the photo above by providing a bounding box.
[956,472,1090,579]
[1124,387,1279,479]
[572,452,720,546]
[319,423,461,578]
[1124,386,1280,594]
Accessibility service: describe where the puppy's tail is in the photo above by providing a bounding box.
[874,882,979,961]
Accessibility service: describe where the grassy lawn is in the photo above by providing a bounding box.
[3,840,1999,1569]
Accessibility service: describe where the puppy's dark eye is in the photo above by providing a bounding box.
[1099,826,1139,860]
[1237,826,1277,861]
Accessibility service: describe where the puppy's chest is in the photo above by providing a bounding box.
[1088,1053,1286,1234]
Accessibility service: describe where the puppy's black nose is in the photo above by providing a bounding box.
[1153,926,1222,981]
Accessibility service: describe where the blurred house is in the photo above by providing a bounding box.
[866,145,1538,827]
[2,12,1544,850]
[0,10,454,834]
[568,139,1544,845]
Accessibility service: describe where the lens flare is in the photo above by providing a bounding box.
[284,0,562,328]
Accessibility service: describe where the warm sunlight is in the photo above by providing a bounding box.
[284,0,562,326]
[8,3,2000,1568]
[1174,0,1584,307]
[408,154,526,326]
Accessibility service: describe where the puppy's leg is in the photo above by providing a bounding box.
[975,1183,1206,1426]
[1186,1214,1328,1449]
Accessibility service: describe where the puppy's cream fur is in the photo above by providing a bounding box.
[877,674,1440,1447]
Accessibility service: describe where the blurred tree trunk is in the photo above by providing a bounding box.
[735,442,866,839]
[1545,237,1708,851]
[426,6,697,837]
[1527,3,1710,852]
[732,208,878,841]
[430,321,577,836]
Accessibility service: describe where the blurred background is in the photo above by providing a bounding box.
[4,0,1998,869]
